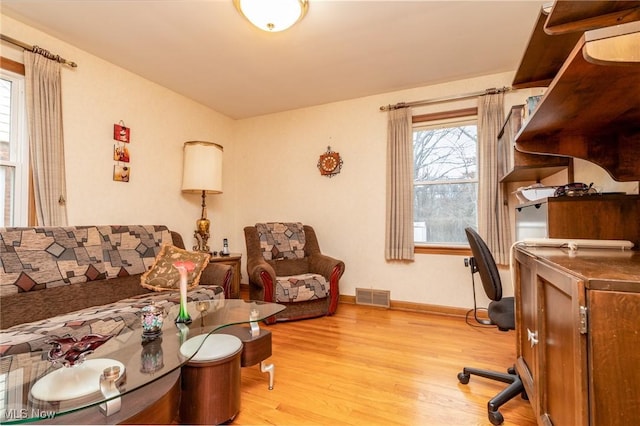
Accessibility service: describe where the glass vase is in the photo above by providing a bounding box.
[174,262,192,325]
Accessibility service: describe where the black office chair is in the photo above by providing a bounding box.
[457,227,525,426]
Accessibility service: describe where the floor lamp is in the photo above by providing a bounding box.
[181,141,223,253]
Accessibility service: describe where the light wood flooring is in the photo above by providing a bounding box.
[233,302,536,425]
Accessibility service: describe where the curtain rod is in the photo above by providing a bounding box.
[379,86,511,111]
[0,34,78,68]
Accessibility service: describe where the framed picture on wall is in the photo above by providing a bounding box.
[113,145,130,162]
[113,165,130,182]
[113,123,130,143]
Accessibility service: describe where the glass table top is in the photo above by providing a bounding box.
[0,299,284,424]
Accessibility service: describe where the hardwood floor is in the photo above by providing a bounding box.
[233,302,536,425]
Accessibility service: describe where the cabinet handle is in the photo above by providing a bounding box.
[527,328,538,347]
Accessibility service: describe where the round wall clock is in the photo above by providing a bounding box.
[317,146,343,177]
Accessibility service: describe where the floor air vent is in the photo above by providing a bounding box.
[355,288,391,308]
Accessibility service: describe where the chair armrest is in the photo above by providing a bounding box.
[309,254,345,281]
[247,257,278,303]
[200,263,233,297]
[247,257,276,289]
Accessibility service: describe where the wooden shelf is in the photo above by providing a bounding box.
[545,0,640,35]
[501,164,569,183]
[498,105,569,183]
[512,6,582,89]
[515,21,640,182]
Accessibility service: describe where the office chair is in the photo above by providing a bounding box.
[457,227,526,426]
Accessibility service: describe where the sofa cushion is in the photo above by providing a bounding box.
[0,286,223,356]
[275,273,328,303]
[256,222,305,260]
[99,225,173,277]
[140,244,210,292]
[0,225,172,296]
[0,275,152,330]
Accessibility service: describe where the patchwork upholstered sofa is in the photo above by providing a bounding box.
[0,225,231,355]
[244,222,345,323]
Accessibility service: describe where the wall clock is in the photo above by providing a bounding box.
[317,146,343,177]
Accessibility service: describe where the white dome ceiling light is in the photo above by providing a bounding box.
[233,0,309,32]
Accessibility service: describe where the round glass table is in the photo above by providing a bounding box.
[0,299,284,424]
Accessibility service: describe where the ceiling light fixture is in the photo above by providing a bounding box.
[233,0,309,32]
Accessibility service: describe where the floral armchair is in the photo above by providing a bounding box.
[244,222,345,323]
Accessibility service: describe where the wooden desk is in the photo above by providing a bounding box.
[209,253,242,299]
[514,246,640,425]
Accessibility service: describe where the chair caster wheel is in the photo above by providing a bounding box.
[457,372,470,384]
[488,410,504,425]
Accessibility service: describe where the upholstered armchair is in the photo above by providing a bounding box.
[244,222,345,323]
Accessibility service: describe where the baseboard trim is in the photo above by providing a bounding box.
[339,295,467,318]
[242,284,468,318]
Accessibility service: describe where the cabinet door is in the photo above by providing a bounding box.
[514,250,539,412]
[588,290,640,425]
[535,261,588,426]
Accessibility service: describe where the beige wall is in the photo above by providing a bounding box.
[1,15,234,248]
[3,14,638,310]
[232,74,533,308]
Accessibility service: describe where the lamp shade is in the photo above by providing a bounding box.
[181,141,223,194]
[233,0,309,32]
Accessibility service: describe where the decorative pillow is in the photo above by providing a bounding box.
[140,244,210,292]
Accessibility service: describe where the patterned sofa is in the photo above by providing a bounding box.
[0,225,231,355]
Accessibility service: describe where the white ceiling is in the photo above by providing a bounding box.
[1,1,545,119]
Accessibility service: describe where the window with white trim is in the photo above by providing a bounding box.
[1,69,28,227]
[413,115,478,245]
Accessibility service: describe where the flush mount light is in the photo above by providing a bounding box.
[233,0,309,32]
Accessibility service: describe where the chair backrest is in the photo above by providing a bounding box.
[256,222,306,260]
[465,227,502,302]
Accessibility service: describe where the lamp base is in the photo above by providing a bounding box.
[193,232,209,253]
[193,217,210,253]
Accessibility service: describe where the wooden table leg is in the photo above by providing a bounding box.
[216,325,274,389]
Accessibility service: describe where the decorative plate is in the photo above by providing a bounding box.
[31,358,125,401]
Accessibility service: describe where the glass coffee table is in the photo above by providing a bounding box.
[0,299,284,424]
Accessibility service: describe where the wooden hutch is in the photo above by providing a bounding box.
[509,2,640,426]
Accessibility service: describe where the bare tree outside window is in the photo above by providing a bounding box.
[413,120,478,244]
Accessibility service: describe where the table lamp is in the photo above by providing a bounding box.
[181,141,223,252]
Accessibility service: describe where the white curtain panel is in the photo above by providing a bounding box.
[385,107,414,261]
[477,93,511,265]
[24,51,68,226]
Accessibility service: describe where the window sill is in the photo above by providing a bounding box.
[414,245,471,256]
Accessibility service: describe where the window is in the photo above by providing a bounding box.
[0,69,28,227]
[413,111,478,245]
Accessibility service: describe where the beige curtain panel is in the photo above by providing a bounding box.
[385,107,414,261]
[477,93,511,265]
[24,50,68,226]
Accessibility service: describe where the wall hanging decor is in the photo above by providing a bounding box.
[317,146,343,177]
[113,120,131,182]
[113,165,130,182]
[113,121,130,143]
[113,144,130,162]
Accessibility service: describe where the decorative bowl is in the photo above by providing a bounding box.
[46,333,113,367]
